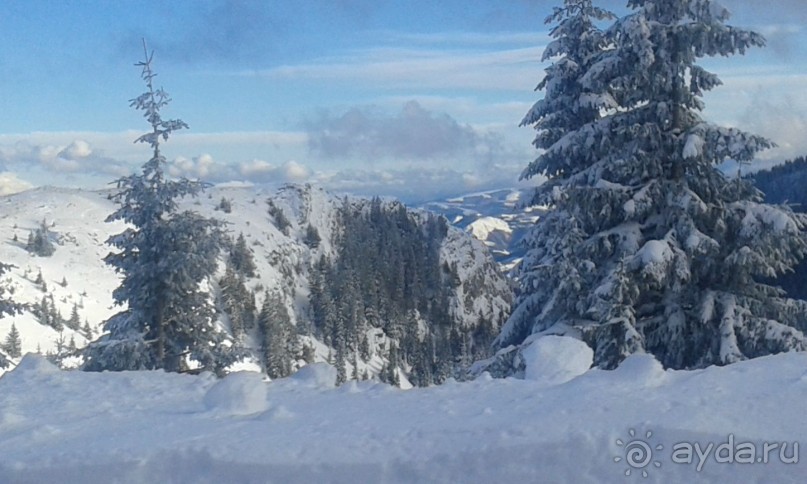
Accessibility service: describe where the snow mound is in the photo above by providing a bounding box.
[522,335,593,384]
[203,371,269,416]
[289,362,337,389]
[613,353,666,386]
[12,353,61,375]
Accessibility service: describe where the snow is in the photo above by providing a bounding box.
[636,239,671,265]
[734,201,798,237]
[2,351,807,482]
[203,371,270,416]
[623,199,636,216]
[683,134,704,159]
[612,354,666,387]
[0,187,126,361]
[288,361,337,389]
[521,335,593,384]
[465,216,512,242]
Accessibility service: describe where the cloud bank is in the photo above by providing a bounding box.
[306,100,502,161]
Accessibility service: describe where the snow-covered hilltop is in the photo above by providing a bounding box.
[0,184,511,383]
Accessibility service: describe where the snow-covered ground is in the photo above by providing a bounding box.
[1,340,805,483]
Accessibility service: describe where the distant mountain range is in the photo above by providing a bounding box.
[420,187,546,274]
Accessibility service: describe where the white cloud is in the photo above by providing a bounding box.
[0,130,312,188]
[738,93,807,162]
[304,100,519,166]
[0,138,126,177]
[236,159,313,184]
[0,172,34,195]
[238,159,276,178]
[169,153,217,179]
[177,131,307,148]
[245,45,544,91]
[167,154,316,186]
[376,95,531,128]
[461,172,482,188]
[282,161,311,182]
[60,139,93,159]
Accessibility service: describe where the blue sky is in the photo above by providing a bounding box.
[0,0,805,202]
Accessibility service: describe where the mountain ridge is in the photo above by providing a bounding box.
[0,184,511,386]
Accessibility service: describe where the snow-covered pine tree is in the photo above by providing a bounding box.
[219,264,257,338]
[0,264,22,326]
[0,276,22,368]
[303,223,321,249]
[258,291,293,379]
[83,41,237,374]
[66,303,81,331]
[498,0,807,370]
[228,232,257,278]
[26,219,56,257]
[82,320,93,339]
[3,323,22,359]
[495,0,617,371]
[335,345,347,385]
[217,197,233,214]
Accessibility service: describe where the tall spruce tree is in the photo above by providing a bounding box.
[498,0,807,370]
[258,291,294,379]
[219,264,256,338]
[83,41,236,373]
[228,232,257,278]
[3,323,22,359]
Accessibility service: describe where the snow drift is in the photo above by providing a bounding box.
[1,349,806,483]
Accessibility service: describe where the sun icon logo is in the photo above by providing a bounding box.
[613,428,664,478]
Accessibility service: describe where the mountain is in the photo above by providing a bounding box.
[420,187,547,274]
[0,184,511,385]
[748,156,807,211]
[747,156,807,300]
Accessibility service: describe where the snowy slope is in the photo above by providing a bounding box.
[0,187,124,361]
[0,184,510,378]
[1,348,805,483]
[466,216,512,245]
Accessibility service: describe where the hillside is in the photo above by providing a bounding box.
[0,184,511,384]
